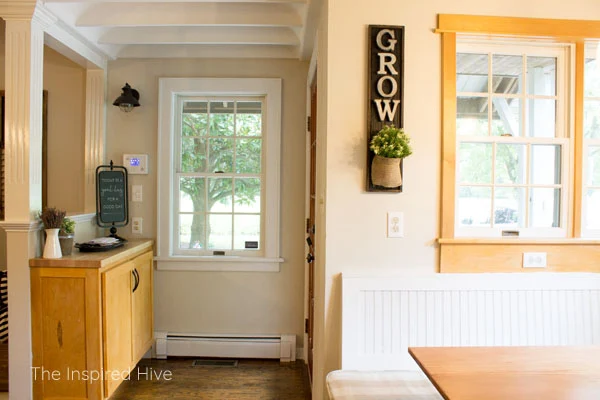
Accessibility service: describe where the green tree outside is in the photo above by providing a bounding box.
[180,101,262,249]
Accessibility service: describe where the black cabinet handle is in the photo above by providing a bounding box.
[132,268,139,293]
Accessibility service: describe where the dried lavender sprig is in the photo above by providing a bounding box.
[39,207,66,229]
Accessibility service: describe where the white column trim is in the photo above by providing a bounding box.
[0,221,42,232]
[4,19,44,217]
[0,1,36,20]
[2,14,45,400]
[84,70,106,213]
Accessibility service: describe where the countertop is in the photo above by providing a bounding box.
[29,239,153,269]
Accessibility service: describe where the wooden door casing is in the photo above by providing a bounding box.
[307,80,317,379]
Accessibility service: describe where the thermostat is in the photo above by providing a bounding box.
[123,154,149,174]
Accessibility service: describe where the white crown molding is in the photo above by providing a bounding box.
[32,3,57,29]
[39,4,109,68]
[0,220,43,232]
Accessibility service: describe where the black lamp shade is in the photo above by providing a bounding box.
[113,83,140,112]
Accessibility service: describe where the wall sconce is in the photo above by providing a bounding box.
[113,83,140,113]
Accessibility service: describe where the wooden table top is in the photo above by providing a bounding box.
[409,346,600,400]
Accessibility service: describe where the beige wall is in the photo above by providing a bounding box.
[314,0,600,398]
[106,58,308,345]
[43,47,87,214]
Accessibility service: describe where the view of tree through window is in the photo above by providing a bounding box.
[456,45,565,235]
[177,99,263,251]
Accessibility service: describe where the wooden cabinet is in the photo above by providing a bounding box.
[30,240,153,400]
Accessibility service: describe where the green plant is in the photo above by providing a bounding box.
[39,207,66,229]
[60,217,75,236]
[369,125,413,159]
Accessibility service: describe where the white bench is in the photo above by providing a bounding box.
[327,272,600,399]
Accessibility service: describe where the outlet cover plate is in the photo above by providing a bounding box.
[387,212,404,238]
[132,217,143,234]
[523,252,547,268]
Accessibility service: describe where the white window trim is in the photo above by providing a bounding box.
[454,41,573,238]
[157,78,283,272]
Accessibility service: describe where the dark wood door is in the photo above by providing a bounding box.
[307,80,317,380]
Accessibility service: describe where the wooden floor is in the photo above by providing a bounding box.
[111,358,311,400]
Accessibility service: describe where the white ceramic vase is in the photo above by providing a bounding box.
[43,228,62,259]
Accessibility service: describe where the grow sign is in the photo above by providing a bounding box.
[369,25,404,130]
[367,25,405,192]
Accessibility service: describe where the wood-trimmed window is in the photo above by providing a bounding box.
[437,15,600,273]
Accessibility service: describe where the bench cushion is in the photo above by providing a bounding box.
[326,370,443,400]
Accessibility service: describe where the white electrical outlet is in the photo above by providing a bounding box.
[132,217,143,234]
[387,212,404,238]
[523,252,547,268]
[132,185,143,202]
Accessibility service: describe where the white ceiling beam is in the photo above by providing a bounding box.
[76,3,302,27]
[117,44,299,59]
[298,0,321,60]
[99,26,299,46]
[47,0,306,3]
[37,4,110,68]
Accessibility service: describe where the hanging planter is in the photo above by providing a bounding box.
[369,125,412,189]
[371,155,402,188]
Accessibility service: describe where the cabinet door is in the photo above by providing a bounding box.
[131,251,154,363]
[102,262,134,398]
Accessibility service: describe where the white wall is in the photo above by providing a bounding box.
[106,58,308,347]
[314,0,600,398]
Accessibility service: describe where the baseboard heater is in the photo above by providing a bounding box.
[154,332,296,362]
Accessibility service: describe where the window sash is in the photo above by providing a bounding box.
[172,95,266,255]
[454,41,571,238]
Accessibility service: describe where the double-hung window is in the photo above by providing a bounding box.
[437,14,600,273]
[176,98,264,254]
[456,42,570,238]
[157,78,282,271]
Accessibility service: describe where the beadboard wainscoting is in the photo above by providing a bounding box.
[342,273,600,370]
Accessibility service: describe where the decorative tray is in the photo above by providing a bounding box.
[75,238,126,252]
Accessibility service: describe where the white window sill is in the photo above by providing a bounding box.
[154,256,284,272]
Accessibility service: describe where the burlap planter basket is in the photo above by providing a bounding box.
[371,155,402,188]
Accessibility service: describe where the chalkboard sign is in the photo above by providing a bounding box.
[96,162,129,228]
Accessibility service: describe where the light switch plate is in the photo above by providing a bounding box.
[387,212,404,238]
[132,185,143,202]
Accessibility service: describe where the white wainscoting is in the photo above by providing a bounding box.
[342,273,600,371]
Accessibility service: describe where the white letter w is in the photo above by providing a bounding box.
[374,99,400,121]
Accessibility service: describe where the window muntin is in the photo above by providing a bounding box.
[174,97,265,255]
[582,44,600,236]
[455,42,570,237]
